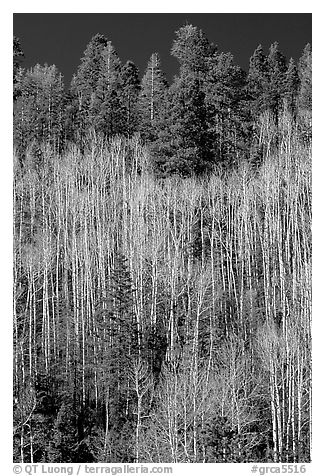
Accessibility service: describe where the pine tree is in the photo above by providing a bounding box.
[247,45,269,117]
[153,76,214,176]
[69,34,124,140]
[298,44,312,111]
[94,41,123,136]
[205,51,250,164]
[47,399,79,463]
[296,44,312,142]
[171,24,215,80]
[284,58,299,115]
[69,33,108,136]
[94,251,140,454]
[119,61,141,137]
[137,53,168,141]
[72,33,108,96]
[13,36,24,101]
[152,24,217,175]
[265,42,287,118]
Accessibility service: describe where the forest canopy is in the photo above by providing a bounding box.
[13,24,311,464]
[13,26,311,174]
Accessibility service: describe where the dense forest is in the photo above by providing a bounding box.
[13,24,312,464]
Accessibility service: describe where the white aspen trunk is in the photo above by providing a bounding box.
[20,425,24,463]
[32,275,37,380]
[291,360,297,462]
[42,268,48,373]
[29,422,33,463]
[182,377,189,461]
[218,221,228,337]
[135,396,141,463]
[296,354,303,461]
[28,272,33,379]
[173,370,179,463]
[285,358,292,461]
[270,366,278,462]
[274,371,283,461]
[104,390,110,462]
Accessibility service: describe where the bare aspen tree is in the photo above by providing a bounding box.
[129,360,153,462]
[13,114,311,463]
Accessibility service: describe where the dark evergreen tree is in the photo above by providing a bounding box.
[138,53,168,141]
[296,44,312,143]
[108,253,138,349]
[72,33,108,98]
[69,33,108,139]
[93,41,123,136]
[298,43,312,111]
[47,400,78,463]
[283,57,300,115]
[247,45,269,117]
[171,23,215,80]
[69,34,124,141]
[265,42,287,118]
[120,61,141,137]
[152,24,217,175]
[153,76,214,176]
[93,252,140,448]
[205,51,251,164]
[13,36,24,101]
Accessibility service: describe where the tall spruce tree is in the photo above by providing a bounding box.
[94,41,123,136]
[120,61,141,137]
[283,57,299,115]
[153,75,214,176]
[69,34,108,140]
[265,42,287,119]
[297,43,312,111]
[205,51,250,164]
[152,24,216,175]
[138,53,168,141]
[100,252,140,460]
[171,23,215,80]
[69,34,124,141]
[247,44,269,117]
[13,36,24,101]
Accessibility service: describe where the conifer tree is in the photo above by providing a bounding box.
[69,34,124,140]
[13,36,24,101]
[297,44,312,111]
[138,53,168,141]
[153,76,214,176]
[72,33,108,97]
[171,24,215,80]
[94,41,123,136]
[205,51,250,163]
[284,58,299,115]
[247,45,269,117]
[69,33,108,137]
[94,252,140,451]
[265,42,287,118]
[152,24,216,175]
[120,61,141,137]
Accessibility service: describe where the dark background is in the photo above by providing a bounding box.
[13,13,312,86]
